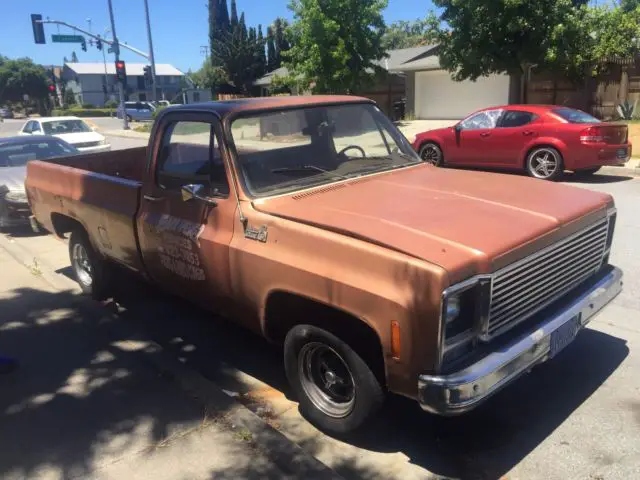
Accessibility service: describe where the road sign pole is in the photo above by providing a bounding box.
[143,0,157,102]
[107,0,128,130]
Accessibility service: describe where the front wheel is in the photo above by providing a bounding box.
[526,147,564,180]
[284,325,385,435]
[419,142,444,166]
[126,114,133,123]
[69,230,110,299]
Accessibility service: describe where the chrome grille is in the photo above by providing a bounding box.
[486,218,610,339]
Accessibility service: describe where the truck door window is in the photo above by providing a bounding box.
[157,120,229,196]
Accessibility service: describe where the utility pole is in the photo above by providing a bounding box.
[143,0,157,102]
[107,0,128,129]
[102,28,111,105]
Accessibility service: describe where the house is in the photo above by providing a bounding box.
[61,63,187,106]
[387,45,519,119]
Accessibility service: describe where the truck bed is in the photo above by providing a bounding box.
[26,147,147,272]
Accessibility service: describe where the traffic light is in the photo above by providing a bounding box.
[31,14,46,44]
[48,84,56,93]
[81,38,87,52]
[96,37,102,51]
[115,60,127,83]
[143,65,153,85]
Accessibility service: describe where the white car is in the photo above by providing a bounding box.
[19,117,111,153]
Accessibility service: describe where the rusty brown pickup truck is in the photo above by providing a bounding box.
[26,96,623,434]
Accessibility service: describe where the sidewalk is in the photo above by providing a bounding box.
[0,241,338,480]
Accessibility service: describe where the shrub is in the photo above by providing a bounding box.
[152,105,167,119]
[81,103,95,109]
[105,99,118,108]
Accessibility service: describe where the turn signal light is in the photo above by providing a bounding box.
[391,321,401,360]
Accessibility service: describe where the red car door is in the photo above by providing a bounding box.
[488,110,540,166]
[451,109,503,165]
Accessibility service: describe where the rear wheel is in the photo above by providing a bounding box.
[126,114,133,123]
[69,230,110,300]
[526,147,564,180]
[419,142,444,166]
[284,324,384,435]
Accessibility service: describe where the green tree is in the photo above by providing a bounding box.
[620,0,640,12]
[63,88,76,106]
[189,61,228,91]
[71,51,78,63]
[381,19,430,50]
[230,0,238,28]
[0,56,49,104]
[589,4,640,60]
[273,17,290,67]
[257,25,267,75]
[283,0,388,93]
[266,26,277,71]
[427,0,592,82]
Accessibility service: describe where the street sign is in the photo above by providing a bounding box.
[51,34,84,44]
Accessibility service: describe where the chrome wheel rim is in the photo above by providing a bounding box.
[420,144,441,165]
[72,243,93,286]
[298,343,356,418]
[529,149,559,179]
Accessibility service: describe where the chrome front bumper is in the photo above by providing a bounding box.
[418,266,623,415]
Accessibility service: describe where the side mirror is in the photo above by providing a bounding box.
[181,183,217,207]
[454,123,463,132]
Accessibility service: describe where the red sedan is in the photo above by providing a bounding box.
[412,105,632,180]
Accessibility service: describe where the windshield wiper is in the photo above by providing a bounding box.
[271,165,349,180]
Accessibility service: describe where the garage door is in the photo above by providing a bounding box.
[415,71,511,119]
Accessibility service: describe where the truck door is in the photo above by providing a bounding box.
[136,111,236,307]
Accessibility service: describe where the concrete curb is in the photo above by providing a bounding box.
[598,165,640,177]
[103,129,151,140]
[0,233,342,480]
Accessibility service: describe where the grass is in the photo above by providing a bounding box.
[133,123,152,133]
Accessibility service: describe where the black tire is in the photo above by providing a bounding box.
[69,229,110,300]
[284,324,385,435]
[126,114,133,123]
[574,166,601,177]
[418,142,444,166]
[526,146,564,180]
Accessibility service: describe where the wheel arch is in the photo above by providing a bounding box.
[521,140,566,169]
[263,289,387,388]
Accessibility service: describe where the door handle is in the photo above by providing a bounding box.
[522,131,535,136]
[480,132,491,137]
[143,194,165,202]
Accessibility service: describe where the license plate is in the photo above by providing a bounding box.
[617,148,627,159]
[549,316,581,359]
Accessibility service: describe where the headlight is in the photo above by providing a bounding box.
[99,138,107,145]
[440,276,491,366]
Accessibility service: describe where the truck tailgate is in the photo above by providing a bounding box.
[26,160,144,272]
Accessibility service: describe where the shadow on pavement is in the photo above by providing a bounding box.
[563,173,634,184]
[0,286,310,479]
[101,269,629,480]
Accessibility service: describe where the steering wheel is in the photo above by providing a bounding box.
[337,145,366,159]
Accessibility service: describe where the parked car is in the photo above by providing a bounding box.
[412,105,632,180]
[19,117,111,153]
[26,97,622,434]
[117,101,156,122]
[0,107,14,119]
[0,136,79,230]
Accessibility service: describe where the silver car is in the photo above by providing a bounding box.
[0,136,79,230]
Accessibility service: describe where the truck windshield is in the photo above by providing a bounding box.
[231,103,420,197]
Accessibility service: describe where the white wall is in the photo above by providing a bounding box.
[415,70,511,119]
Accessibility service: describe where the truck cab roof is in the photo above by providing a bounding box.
[167,95,373,118]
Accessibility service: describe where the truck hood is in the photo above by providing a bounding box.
[254,164,612,283]
[0,166,27,192]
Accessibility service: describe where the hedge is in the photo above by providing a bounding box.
[51,108,114,117]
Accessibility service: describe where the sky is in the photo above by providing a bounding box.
[1,0,433,73]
